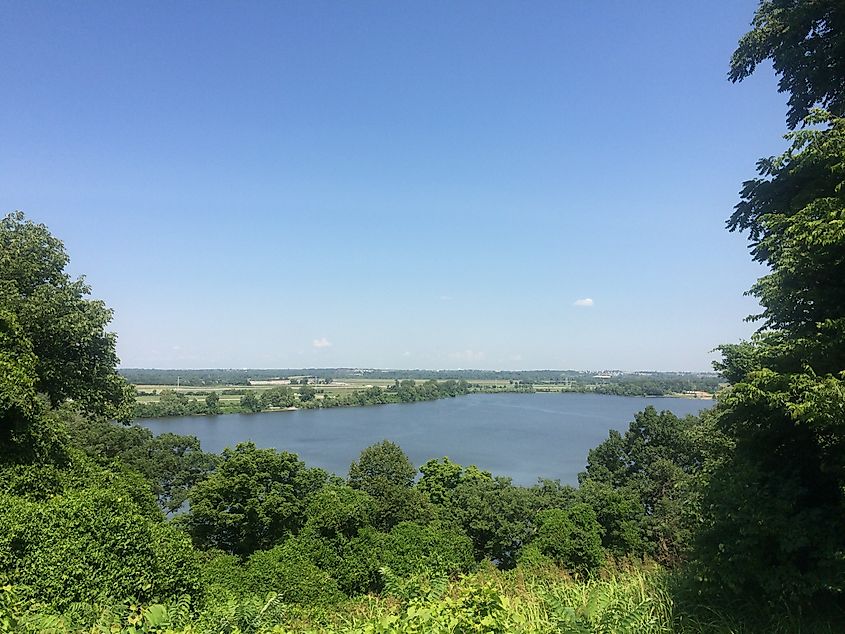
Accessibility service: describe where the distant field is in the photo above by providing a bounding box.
[131,377,711,405]
[133,378,417,403]
[130,377,524,404]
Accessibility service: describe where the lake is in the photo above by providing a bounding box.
[138,393,712,486]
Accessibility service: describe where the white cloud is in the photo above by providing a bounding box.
[439,295,452,301]
[312,337,332,349]
[573,298,594,307]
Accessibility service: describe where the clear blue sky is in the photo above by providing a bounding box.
[1,1,789,371]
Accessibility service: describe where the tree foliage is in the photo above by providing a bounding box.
[730,0,845,129]
[579,406,721,564]
[0,211,133,424]
[528,504,604,575]
[0,453,200,609]
[697,1,845,607]
[184,442,329,556]
[66,414,217,512]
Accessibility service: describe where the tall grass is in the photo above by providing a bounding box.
[2,565,841,633]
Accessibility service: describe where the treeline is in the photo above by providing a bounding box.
[585,376,721,397]
[120,367,722,391]
[132,380,474,418]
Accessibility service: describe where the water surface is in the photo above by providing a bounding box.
[139,393,711,486]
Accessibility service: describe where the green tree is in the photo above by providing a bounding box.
[0,212,133,423]
[205,391,220,414]
[244,540,344,605]
[348,440,416,494]
[579,406,715,563]
[184,442,329,556]
[259,386,295,409]
[418,457,464,505]
[528,504,604,575]
[0,214,205,611]
[696,2,845,607]
[0,310,43,458]
[298,384,316,402]
[0,453,201,609]
[440,472,535,568]
[379,521,475,579]
[65,414,217,513]
[239,391,262,413]
[348,441,431,530]
[729,0,845,129]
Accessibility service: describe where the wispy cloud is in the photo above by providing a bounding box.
[573,298,594,307]
[439,295,452,301]
[312,337,332,349]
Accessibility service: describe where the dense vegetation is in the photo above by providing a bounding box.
[1,1,844,631]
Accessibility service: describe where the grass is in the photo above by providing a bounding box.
[4,562,842,633]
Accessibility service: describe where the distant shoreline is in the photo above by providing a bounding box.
[132,388,716,421]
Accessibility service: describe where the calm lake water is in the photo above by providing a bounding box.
[138,393,712,486]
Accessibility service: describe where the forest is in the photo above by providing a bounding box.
[1,1,844,632]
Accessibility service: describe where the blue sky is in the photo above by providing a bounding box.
[1,1,789,371]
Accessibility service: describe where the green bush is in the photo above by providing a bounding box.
[246,541,344,605]
[531,504,604,575]
[380,522,475,579]
[0,485,200,609]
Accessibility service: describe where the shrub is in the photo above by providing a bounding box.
[0,487,200,609]
[532,504,604,575]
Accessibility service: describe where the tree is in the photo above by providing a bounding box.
[439,472,536,568]
[240,391,262,413]
[0,214,207,611]
[0,480,200,609]
[298,384,316,402]
[730,0,845,129]
[244,540,344,605]
[260,386,295,409]
[348,441,430,530]
[0,310,41,457]
[65,414,217,513]
[418,457,464,505]
[348,440,416,494]
[0,212,133,424]
[696,2,845,606]
[528,504,604,575]
[205,391,220,414]
[579,406,717,563]
[184,442,329,556]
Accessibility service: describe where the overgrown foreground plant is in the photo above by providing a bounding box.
[0,566,681,634]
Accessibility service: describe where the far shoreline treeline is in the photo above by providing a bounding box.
[120,367,721,386]
[125,369,721,419]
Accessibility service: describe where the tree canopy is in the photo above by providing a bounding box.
[0,212,133,427]
[730,0,845,128]
[697,0,845,606]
